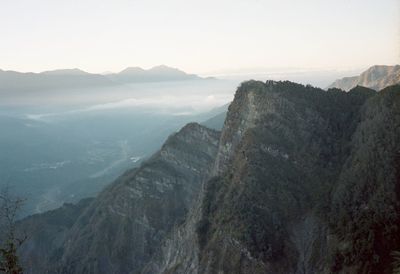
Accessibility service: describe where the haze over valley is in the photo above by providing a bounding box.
[0,0,399,273]
[0,67,237,216]
[2,63,393,216]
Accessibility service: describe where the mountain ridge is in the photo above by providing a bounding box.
[0,65,208,93]
[40,68,91,75]
[15,80,400,274]
[108,65,202,83]
[17,122,220,274]
[143,81,399,274]
[328,65,400,91]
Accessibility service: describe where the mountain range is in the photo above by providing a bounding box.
[328,65,400,91]
[0,65,208,93]
[107,65,204,83]
[3,64,399,94]
[15,80,400,273]
[0,68,114,93]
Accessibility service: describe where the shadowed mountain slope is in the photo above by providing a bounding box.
[17,123,220,274]
[146,81,400,274]
[16,80,400,274]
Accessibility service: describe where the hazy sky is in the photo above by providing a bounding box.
[0,0,399,74]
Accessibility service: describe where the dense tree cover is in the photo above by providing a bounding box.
[10,80,400,273]
[196,81,399,273]
[330,85,400,272]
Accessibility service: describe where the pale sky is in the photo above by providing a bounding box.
[0,0,399,75]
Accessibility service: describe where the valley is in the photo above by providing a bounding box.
[14,79,400,273]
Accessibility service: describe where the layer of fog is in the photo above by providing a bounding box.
[1,79,238,118]
[0,69,357,217]
[0,79,237,217]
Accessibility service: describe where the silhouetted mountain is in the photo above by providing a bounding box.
[40,68,90,75]
[118,66,146,75]
[0,66,209,93]
[328,65,400,91]
[108,65,203,83]
[0,69,115,92]
[16,81,400,274]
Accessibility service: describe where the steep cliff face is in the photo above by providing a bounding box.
[142,187,204,274]
[17,80,400,274]
[18,123,220,274]
[145,81,400,274]
[194,81,378,274]
[328,65,400,91]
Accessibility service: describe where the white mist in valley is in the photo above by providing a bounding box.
[0,78,237,216]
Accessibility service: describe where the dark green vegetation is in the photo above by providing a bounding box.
[194,81,399,273]
[330,85,400,272]
[14,80,400,273]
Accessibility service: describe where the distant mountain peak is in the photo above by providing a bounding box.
[0,68,116,93]
[118,65,186,75]
[118,66,146,75]
[111,65,201,82]
[0,65,209,92]
[148,65,189,75]
[328,64,400,91]
[40,68,90,75]
[149,64,181,71]
[150,64,170,69]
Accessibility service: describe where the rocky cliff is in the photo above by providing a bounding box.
[328,65,400,91]
[17,123,220,274]
[16,80,400,274]
[144,81,400,274]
